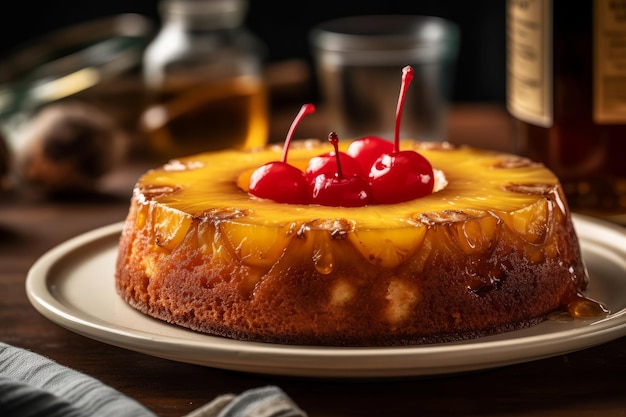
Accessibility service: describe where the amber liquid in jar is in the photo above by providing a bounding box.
[507,0,626,224]
[140,74,268,158]
[140,0,269,160]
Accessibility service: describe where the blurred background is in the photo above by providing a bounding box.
[0,0,508,196]
[0,0,506,103]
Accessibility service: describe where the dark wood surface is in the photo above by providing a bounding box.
[1,103,625,417]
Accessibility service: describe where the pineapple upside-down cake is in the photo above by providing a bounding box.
[115,68,601,346]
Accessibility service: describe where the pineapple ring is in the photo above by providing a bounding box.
[140,139,559,229]
[135,139,563,269]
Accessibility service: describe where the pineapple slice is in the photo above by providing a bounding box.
[133,140,567,272]
[152,203,193,251]
[220,220,296,268]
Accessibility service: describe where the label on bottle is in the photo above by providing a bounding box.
[506,0,552,127]
[594,0,626,123]
[507,0,626,127]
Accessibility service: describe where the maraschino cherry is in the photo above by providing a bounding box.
[368,66,434,204]
[309,132,373,207]
[248,104,314,204]
[346,135,394,173]
[305,139,365,182]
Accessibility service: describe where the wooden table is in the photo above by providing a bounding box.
[1,103,625,417]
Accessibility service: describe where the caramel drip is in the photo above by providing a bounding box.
[313,240,334,275]
[548,294,610,321]
[567,295,610,319]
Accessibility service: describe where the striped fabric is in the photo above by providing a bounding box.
[0,343,306,417]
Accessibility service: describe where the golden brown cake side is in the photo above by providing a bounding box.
[115,141,589,346]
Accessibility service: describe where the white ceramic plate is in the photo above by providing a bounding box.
[25,214,626,378]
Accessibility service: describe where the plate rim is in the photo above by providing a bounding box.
[25,214,626,378]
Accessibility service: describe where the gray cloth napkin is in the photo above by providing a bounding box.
[0,342,306,417]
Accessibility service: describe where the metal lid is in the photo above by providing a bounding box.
[160,0,248,29]
[310,15,459,54]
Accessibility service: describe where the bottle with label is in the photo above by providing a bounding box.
[141,0,269,160]
[506,0,626,224]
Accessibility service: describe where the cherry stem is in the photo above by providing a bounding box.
[328,131,343,179]
[394,65,414,153]
[281,103,316,163]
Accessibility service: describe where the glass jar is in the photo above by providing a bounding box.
[141,0,269,160]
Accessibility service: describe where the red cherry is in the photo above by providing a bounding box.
[309,132,373,207]
[248,104,315,204]
[370,151,434,203]
[346,135,394,173]
[368,66,434,204]
[249,163,309,204]
[305,149,365,182]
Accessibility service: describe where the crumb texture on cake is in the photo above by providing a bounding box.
[115,140,589,346]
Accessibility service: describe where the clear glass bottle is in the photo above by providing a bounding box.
[141,0,269,159]
[506,0,626,225]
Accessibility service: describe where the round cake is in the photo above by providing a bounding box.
[115,138,593,346]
